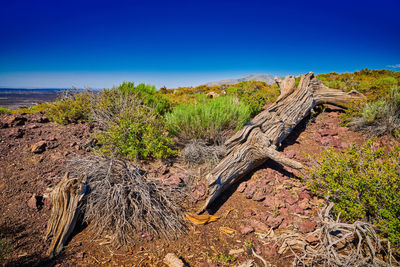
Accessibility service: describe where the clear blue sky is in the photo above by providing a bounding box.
[0,0,399,88]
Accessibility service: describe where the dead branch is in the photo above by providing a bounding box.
[202,72,363,212]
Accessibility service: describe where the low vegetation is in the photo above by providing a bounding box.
[308,140,400,245]
[69,157,186,245]
[92,87,176,160]
[166,96,251,144]
[351,86,400,139]
[46,90,93,124]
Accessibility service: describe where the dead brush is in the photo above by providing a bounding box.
[272,203,398,266]
[181,139,227,167]
[67,156,187,246]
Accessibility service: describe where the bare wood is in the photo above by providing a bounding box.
[201,72,362,212]
[44,172,87,258]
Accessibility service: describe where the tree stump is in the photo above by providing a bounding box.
[202,72,363,211]
[44,172,87,258]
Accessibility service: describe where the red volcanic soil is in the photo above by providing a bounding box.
[0,108,365,266]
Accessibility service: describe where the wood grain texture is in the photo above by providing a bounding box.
[202,72,362,211]
[44,172,86,258]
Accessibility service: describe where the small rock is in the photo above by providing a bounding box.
[284,150,296,159]
[318,128,338,136]
[243,209,256,217]
[244,182,257,199]
[163,253,184,267]
[252,188,266,201]
[279,207,289,216]
[298,190,312,200]
[160,173,187,187]
[263,195,285,210]
[297,221,317,233]
[288,204,305,215]
[320,136,333,146]
[266,216,284,229]
[31,141,47,154]
[191,183,206,202]
[298,198,311,210]
[27,194,38,210]
[240,225,254,235]
[237,182,247,193]
[278,189,298,205]
[257,211,269,222]
[249,219,269,232]
[337,126,348,134]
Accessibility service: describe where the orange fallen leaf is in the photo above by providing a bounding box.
[219,226,235,234]
[185,213,220,225]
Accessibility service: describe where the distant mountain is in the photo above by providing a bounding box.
[205,74,277,86]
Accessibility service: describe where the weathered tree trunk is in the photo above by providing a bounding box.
[44,172,87,258]
[202,72,363,211]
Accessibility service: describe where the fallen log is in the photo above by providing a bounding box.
[44,172,87,258]
[202,72,363,212]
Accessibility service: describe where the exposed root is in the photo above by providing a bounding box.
[275,203,398,266]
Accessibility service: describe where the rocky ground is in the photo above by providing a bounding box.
[0,107,365,266]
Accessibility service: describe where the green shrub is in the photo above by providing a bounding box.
[362,100,386,123]
[0,107,10,114]
[93,88,176,160]
[47,91,93,124]
[308,140,400,245]
[225,81,279,116]
[117,82,171,115]
[352,86,400,138]
[166,96,251,144]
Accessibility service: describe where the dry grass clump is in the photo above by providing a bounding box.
[68,157,186,246]
[351,86,400,139]
[181,139,227,167]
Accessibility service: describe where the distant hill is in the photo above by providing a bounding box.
[205,74,277,86]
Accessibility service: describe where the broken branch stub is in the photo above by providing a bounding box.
[44,172,87,258]
[202,72,362,212]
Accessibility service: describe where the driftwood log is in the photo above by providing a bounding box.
[44,172,87,258]
[202,72,363,211]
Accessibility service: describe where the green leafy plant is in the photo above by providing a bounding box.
[351,86,400,138]
[117,82,171,115]
[93,88,176,160]
[47,90,93,124]
[213,253,237,263]
[166,96,251,144]
[308,140,400,245]
[0,107,10,114]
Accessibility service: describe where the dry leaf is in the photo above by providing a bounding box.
[185,213,220,225]
[220,226,235,234]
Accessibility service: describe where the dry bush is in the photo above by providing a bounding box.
[67,157,186,246]
[273,203,397,267]
[351,86,400,139]
[181,139,227,167]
